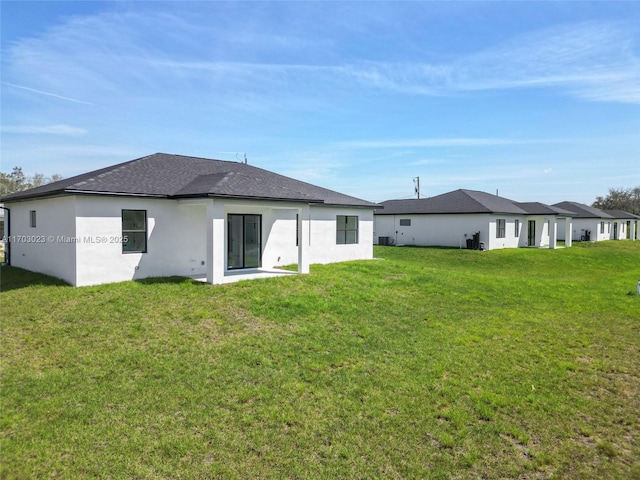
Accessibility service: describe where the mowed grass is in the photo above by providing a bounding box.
[1,242,639,479]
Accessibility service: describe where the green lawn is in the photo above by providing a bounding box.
[2,242,639,479]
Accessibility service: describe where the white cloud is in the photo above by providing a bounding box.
[1,124,87,136]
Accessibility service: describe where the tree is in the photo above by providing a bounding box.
[0,167,63,196]
[592,186,640,215]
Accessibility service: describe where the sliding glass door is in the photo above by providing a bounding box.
[227,214,262,269]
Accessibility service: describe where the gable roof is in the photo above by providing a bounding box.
[376,189,530,215]
[552,201,614,219]
[1,153,377,208]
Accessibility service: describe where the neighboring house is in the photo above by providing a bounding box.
[374,189,573,250]
[0,153,378,286]
[602,210,639,241]
[550,201,638,242]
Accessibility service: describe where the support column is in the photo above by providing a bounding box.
[549,217,557,249]
[206,200,226,284]
[565,218,572,247]
[632,220,637,241]
[297,205,310,274]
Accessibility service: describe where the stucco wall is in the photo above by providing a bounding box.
[374,213,514,250]
[222,200,300,269]
[75,196,208,286]
[218,202,374,268]
[309,207,374,264]
[558,218,608,242]
[5,197,77,284]
[7,195,375,286]
[374,214,559,250]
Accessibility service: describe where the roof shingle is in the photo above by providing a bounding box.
[1,153,376,207]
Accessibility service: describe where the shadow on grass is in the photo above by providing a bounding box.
[0,266,207,292]
[0,265,70,292]
[134,276,207,287]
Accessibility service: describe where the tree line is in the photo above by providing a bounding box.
[592,186,640,215]
[1,167,63,197]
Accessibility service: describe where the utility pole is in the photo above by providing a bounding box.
[413,176,420,199]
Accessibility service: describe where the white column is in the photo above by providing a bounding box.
[632,220,637,241]
[297,205,310,274]
[206,200,226,284]
[549,217,557,249]
[564,218,572,247]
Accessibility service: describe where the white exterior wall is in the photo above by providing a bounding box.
[5,197,78,284]
[611,220,626,240]
[6,195,375,286]
[75,196,208,286]
[374,214,490,248]
[222,200,301,269]
[490,215,525,249]
[374,214,525,250]
[558,218,608,242]
[523,217,554,248]
[308,207,374,264]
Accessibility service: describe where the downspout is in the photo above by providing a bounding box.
[394,214,398,245]
[1,206,9,265]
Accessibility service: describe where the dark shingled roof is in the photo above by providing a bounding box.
[1,153,377,208]
[376,189,529,215]
[552,201,614,219]
[515,202,575,216]
[602,209,640,219]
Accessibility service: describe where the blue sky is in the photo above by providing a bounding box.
[1,1,639,204]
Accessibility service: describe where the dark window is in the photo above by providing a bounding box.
[514,219,520,236]
[496,219,506,238]
[600,221,605,234]
[122,210,147,253]
[399,219,411,226]
[336,215,358,244]
[30,210,36,228]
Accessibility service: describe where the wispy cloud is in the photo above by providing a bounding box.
[1,124,87,136]
[1,82,93,105]
[454,21,640,103]
[4,9,637,106]
[334,138,559,149]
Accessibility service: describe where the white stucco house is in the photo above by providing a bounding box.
[374,189,574,251]
[552,202,639,242]
[1,153,378,286]
[602,210,638,241]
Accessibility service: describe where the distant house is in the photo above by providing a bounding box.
[374,189,574,250]
[552,202,639,242]
[1,153,378,286]
[551,202,613,242]
[603,210,639,240]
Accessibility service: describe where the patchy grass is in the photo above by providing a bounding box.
[1,241,639,479]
